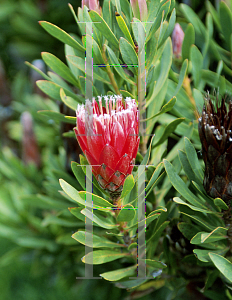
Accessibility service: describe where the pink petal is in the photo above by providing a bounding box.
[121,128,138,158]
[74,128,88,153]
[115,154,131,175]
[96,174,107,188]
[131,137,140,160]
[110,122,125,156]
[85,150,100,173]
[87,133,105,162]
[99,144,120,170]
[109,171,125,186]
[96,163,114,182]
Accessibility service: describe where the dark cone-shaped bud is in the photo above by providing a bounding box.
[198,95,232,206]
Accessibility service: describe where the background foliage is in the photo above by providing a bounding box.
[0,0,232,299]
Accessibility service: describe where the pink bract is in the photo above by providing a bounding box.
[74,95,140,200]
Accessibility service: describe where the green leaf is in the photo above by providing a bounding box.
[209,253,232,282]
[119,37,138,75]
[178,150,198,184]
[145,259,167,269]
[214,198,229,210]
[105,45,135,85]
[179,206,215,231]
[201,70,232,95]
[190,45,203,87]
[25,61,50,81]
[174,59,188,96]
[72,231,124,248]
[117,204,136,222]
[92,38,105,66]
[81,208,116,229]
[36,80,81,102]
[71,162,85,190]
[115,278,148,289]
[82,250,129,264]
[47,71,72,91]
[178,222,199,240]
[38,110,76,124]
[39,21,85,52]
[147,9,163,42]
[194,249,228,263]
[164,160,207,209]
[219,2,232,46]
[184,137,204,181]
[140,135,155,166]
[67,55,111,85]
[41,52,79,86]
[146,38,172,106]
[206,1,221,32]
[69,207,86,222]
[201,227,227,243]
[159,8,176,46]
[182,23,195,60]
[101,266,137,281]
[60,88,80,110]
[144,97,176,121]
[147,221,170,243]
[60,179,112,209]
[127,208,166,229]
[146,162,164,191]
[89,10,119,49]
[116,15,134,46]
[79,191,113,208]
[173,197,212,214]
[152,118,185,148]
[120,175,135,199]
[0,247,25,268]
[191,228,227,245]
[120,90,135,99]
[42,215,79,227]
[60,179,86,205]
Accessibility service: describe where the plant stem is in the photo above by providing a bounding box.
[183,76,199,119]
[102,45,120,95]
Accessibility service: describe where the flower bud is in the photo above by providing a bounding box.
[82,0,101,15]
[21,112,40,167]
[172,23,184,59]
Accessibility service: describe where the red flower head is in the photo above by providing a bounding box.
[74,95,140,200]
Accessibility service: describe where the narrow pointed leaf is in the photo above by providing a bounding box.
[72,231,124,248]
[209,253,232,282]
[89,10,119,49]
[164,160,207,209]
[41,52,79,86]
[82,250,129,264]
[100,265,137,281]
[39,21,85,52]
[121,175,135,199]
[117,204,135,222]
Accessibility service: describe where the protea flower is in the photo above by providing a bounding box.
[198,95,232,206]
[74,95,139,201]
